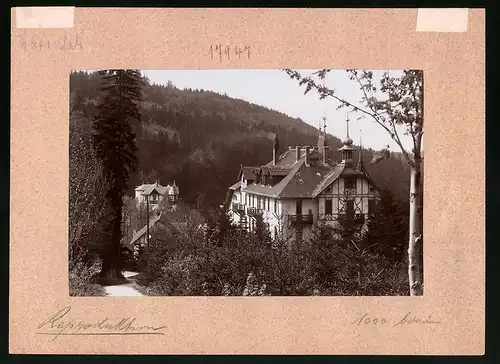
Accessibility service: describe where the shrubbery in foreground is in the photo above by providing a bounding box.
[69,259,106,296]
[135,210,409,296]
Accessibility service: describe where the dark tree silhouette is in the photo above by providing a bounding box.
[92,69,144,278]
[363,188,409,262]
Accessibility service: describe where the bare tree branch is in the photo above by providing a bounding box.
[284,68,417,168]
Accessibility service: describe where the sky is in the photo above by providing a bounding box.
[141,69,417,152]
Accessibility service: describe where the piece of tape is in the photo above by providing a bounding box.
[416,8,469,32]
[15,7,75,28]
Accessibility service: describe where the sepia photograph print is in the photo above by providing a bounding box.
[69,68,424,298]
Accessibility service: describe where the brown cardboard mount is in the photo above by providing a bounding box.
[10,8,485,355]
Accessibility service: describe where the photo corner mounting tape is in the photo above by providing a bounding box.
[15,7,75,29]
[416,8,469,32]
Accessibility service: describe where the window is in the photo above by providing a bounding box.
[343,150,353,160]
[267,198,270,211]
[296,200,302,215]
[368,199,375,214]
[325,199,333,215]
[346,199,354,219]
[344,177,355,190]
[274,200,277,213]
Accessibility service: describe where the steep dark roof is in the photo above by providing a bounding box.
[243,160,304,198]
[264,148,301,168]
[125,213,162,250]
[242,148,339,199]
[238,144,378,200]
[243,153,334,199]
[312,162,378,197]
[125,213,189,251]
[140,182,170,195]
[279,163,331,198]
[229,181,241,190]
[135,184,149,191]
[239,166,257,181]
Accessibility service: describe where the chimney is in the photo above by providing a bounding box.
[317,133,325,154]
[295,146,300,162]
[272,134,280,166]
[305,146,310,167]
[323,146,329,164]
[318,116,328,165]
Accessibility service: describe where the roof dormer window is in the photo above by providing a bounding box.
[344,177,355,190]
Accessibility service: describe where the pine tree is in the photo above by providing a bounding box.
[92,69,144,278]
[307,223,338,289]
[254,214,271,245]
[205,205,234,246]
[367,189,409,260]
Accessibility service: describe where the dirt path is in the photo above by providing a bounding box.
[103,271,144,297]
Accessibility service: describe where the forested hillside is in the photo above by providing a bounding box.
[69,71,411,210]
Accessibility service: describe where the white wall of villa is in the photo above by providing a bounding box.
[231,173,379,241]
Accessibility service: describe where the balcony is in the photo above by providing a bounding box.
[343,187,357,195]
[288,214,314,225]
[247,207,263,217]
[319,213,365,224]
[319,214,336,221]
[231,203,245,213]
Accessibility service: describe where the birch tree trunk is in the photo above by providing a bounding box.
[408,159,423,296]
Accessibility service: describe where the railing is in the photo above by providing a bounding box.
[231,203,245,212]
[319,214,336,221]
[288,214,314,224]
[318,213,366,224]
[343,187,357,195]
[247,207,263,216]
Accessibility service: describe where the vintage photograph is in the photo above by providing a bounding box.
[69,68,424,297]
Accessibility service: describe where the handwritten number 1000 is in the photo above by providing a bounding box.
[209,45,251,62]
